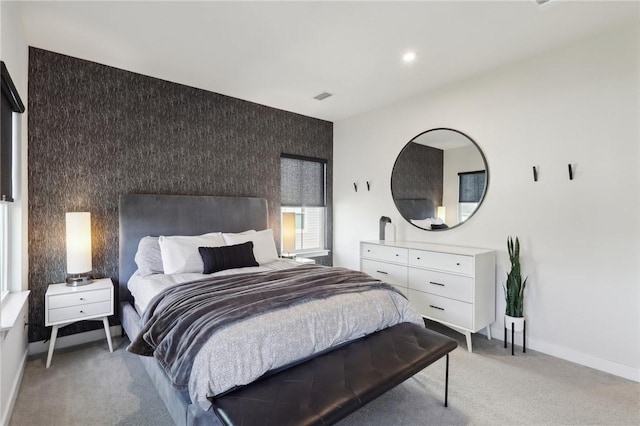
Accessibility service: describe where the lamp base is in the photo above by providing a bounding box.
[66,275,93,286]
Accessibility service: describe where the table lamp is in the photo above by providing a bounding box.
[66,212,93,286]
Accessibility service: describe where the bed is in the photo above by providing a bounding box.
[119,194,457,426]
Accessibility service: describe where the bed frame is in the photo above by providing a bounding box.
[119,193,457,426]
[119,194,269,425]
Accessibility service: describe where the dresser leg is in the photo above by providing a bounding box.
[102,317,114,353]
[464,331,472,352]
[46,325,59,368]
[486,326,492,340]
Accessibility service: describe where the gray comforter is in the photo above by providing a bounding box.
[128,265,402,389]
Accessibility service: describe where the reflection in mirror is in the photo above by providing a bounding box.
[391,128,488,231]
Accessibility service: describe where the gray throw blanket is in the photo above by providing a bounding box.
[128,265,398,389]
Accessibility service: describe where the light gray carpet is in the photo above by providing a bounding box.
[10,323,640,426]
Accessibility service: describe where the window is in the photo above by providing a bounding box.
[0,204,7,300]
[458,170,486,222]
[1,61,25,299]
[280,154,327,255]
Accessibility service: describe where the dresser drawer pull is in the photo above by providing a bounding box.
[80,297,85,301]
[429,281,445,287]
[456,262,460,266]
[376,270,388,275]
[416,257,421,260]
[80,310,84,313]
[429,305,445,311]
[395,254,399,257]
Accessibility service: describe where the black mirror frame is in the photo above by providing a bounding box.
[390,127,489,232]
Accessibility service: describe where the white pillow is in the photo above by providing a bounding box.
[223,229,279,265]
[221,229,256,240]
[158,232,225,274]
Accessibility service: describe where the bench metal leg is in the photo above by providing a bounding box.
[444,354,449,407]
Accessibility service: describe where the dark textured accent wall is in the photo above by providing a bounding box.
[27,48,333,343]
[391,142,443,219]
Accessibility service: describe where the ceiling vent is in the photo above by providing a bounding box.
[531,0,559,8]
[313,92,332,101]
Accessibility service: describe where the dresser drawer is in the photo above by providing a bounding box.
[48,288,111,309]
[361,243,408,264]
[361,259,407,287]
[48,301,112,324]
[408,268,473,303]
[408,290,472,330]
[408,250,473,275]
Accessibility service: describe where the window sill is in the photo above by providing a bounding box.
[1,290,30,331]
[295,249,330,258]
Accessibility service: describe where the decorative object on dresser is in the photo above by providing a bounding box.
[379,216,391,240]
[361,240,495,352]
[65,212,93,286]
[45,278,114,368]
[503,236,528,355]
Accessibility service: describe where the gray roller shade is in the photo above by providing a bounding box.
[458,170,486,203]
[281,155,326,207]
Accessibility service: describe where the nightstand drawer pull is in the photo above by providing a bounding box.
[429,305,445,311]
[376,270,388,275]
[429,281,445,287]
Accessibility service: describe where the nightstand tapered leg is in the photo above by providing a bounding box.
[46,325,59,368]
[102,317,113,353]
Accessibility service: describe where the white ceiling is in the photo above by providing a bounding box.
[18,1,639,122]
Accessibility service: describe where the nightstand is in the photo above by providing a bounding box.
[44,278,114,368]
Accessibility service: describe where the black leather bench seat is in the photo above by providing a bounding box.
[210,322,458,426]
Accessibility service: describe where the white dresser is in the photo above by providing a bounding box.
[360,240,495,352]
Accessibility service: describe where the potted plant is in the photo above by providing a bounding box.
[504,236,527,332]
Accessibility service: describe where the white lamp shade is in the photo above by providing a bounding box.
[66,212,92,274]
[282,212,296,255]
[436,206,446,221]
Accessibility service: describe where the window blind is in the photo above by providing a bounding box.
[281,154,326,207]
[458,170,486,203]
[1,62,26,203]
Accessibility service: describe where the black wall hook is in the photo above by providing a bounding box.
[366,181,371,191]
[353,182,358,192]
[568,164,574,180]
[532,166,538,182]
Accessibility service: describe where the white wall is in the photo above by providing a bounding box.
[334,22,640,381]
[0,1,30,424]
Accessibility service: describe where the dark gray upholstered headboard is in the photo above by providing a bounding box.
[119,194,269,303]
[394,199,436,221]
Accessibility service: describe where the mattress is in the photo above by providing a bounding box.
[128,263,423,411]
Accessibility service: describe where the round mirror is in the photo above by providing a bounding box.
[391,128,488,231]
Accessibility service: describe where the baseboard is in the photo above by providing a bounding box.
[487,325,640,382]
[28,325,122,355]
[1,348,27,426]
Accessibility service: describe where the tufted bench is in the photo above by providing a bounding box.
[210,322,458,426]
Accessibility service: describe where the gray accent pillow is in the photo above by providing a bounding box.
[134,236,164,276]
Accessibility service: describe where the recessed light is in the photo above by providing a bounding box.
[403,51,416,63]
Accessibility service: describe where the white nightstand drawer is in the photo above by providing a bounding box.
[408,290,472,330]
[361,259,407,287]
[408,268,473,303]
[48,288,111,309]
[48,301,112,324]
[409,249,473,275]
[361,243,408,264]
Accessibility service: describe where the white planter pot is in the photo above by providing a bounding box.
[505,315,525,332]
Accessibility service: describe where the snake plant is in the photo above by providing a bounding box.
[504,236,527,318]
